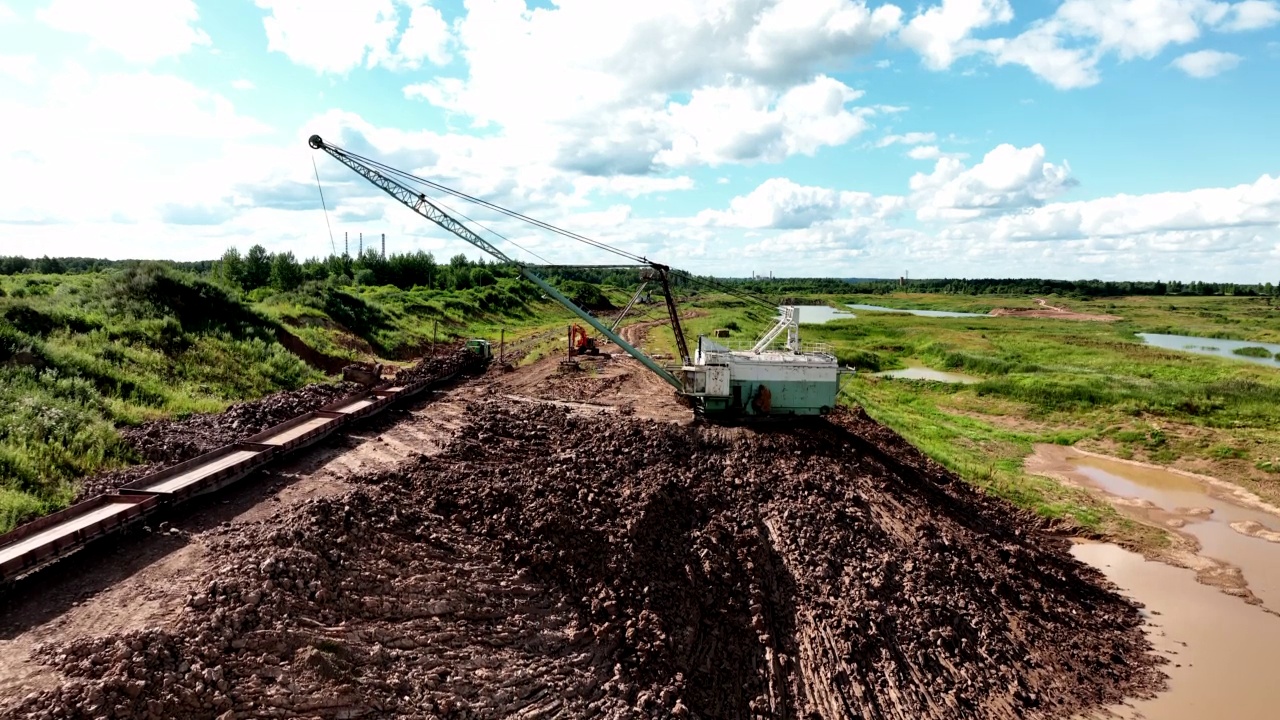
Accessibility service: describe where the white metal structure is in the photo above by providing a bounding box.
[681,305,840,416]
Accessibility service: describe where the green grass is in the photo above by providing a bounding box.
[0,266,592,532]
[1233,346,1274,359]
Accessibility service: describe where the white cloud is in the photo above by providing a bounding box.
[0,67,271,225]
[875,59,892,68]
[877,131,936,147]
[254,0,452,74]
[900,0,1014,70]
[910,143,1075,221]
[697,177,903,228]
[658,76,873,168]
[406,0,905,175]
[744,0,903,78]
[907,145,941,160]
[1218,0,1280,31]
[231,79,256,90]
[390,0,452,68]
[986,174,1280,242]
[0,55,37,84]
[976,0,1280,89]
[37,0,210,63]
[0,5,17,23]
[1172,49,1243,77]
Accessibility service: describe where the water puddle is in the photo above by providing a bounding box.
[846,303,985,318]
[1137,332,1280,367]
[1072,542,1280,719]
[1033,446,1280,609]
[872,367,980,383]
[793,305,856,324]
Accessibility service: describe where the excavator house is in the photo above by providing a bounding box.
[309,134,841,419]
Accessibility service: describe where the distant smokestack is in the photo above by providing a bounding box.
[381,233,386,259]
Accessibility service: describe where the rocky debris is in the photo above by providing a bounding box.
[14,398,1165,720]
[390,344,481,387]
[74,349,482,503]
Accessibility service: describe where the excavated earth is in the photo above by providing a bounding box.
[4,392,1165,719]
[75,350,477,502]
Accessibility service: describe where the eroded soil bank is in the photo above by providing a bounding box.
[3,399,1164,719]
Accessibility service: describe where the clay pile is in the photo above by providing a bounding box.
[10,398,1165,719]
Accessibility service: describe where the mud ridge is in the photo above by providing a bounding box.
[9,398,1165,719]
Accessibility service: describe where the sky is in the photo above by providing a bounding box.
[0,0,1277,281]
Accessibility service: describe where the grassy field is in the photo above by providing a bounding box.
[0,265,587,532]
[646,292,1280,542]
[5,270,1278,547]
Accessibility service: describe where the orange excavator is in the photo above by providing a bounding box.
[569,324,600,357]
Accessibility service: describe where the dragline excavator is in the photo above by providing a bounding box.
[309,135,841,418]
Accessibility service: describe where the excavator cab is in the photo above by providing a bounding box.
[569,325,600,357]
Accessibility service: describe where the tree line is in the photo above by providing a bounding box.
[6,253,1276,299]
[720,276,1280,298]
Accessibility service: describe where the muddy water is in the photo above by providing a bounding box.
[1073,542,1280,719]
[1056,449,1280,609]
[873,366,980,383]
[846,302,986,318]
[794,305,856,323]
[1137,332,1280,367]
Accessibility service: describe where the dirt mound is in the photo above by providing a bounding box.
[72,350,483,503]
[11,398,1164,719]
[74,383,359,502]
[390,345,479,386]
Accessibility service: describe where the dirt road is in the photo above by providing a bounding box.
[988,298,1121,322]
[0,345,1165,719]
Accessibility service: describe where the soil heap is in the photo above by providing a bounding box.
[76,349,479,502]
[8,399,1164,719]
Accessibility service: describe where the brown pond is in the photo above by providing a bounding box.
[1033,446,1280,610]
[1073,542,1280,719]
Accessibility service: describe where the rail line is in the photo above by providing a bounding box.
[0,360,478,584]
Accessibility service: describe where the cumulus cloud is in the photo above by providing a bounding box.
[37,0,210,63]
[900,0,1014,70]
[972,0,1279,88]
[1172,49,1243,77]
[254,0,451,74]
[1218,0,1280,31]
[910,143,1076,221]
[986,174,1280,243]
[405,0,907,175]
[697,177,904,228]
[658,76,874,168]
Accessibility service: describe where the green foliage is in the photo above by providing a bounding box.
[271,251,304,291]
[243,244,271,290]
[1233,346,1273,358]
[1209,444,1247,460]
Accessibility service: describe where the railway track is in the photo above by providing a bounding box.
[0,351,483,586]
